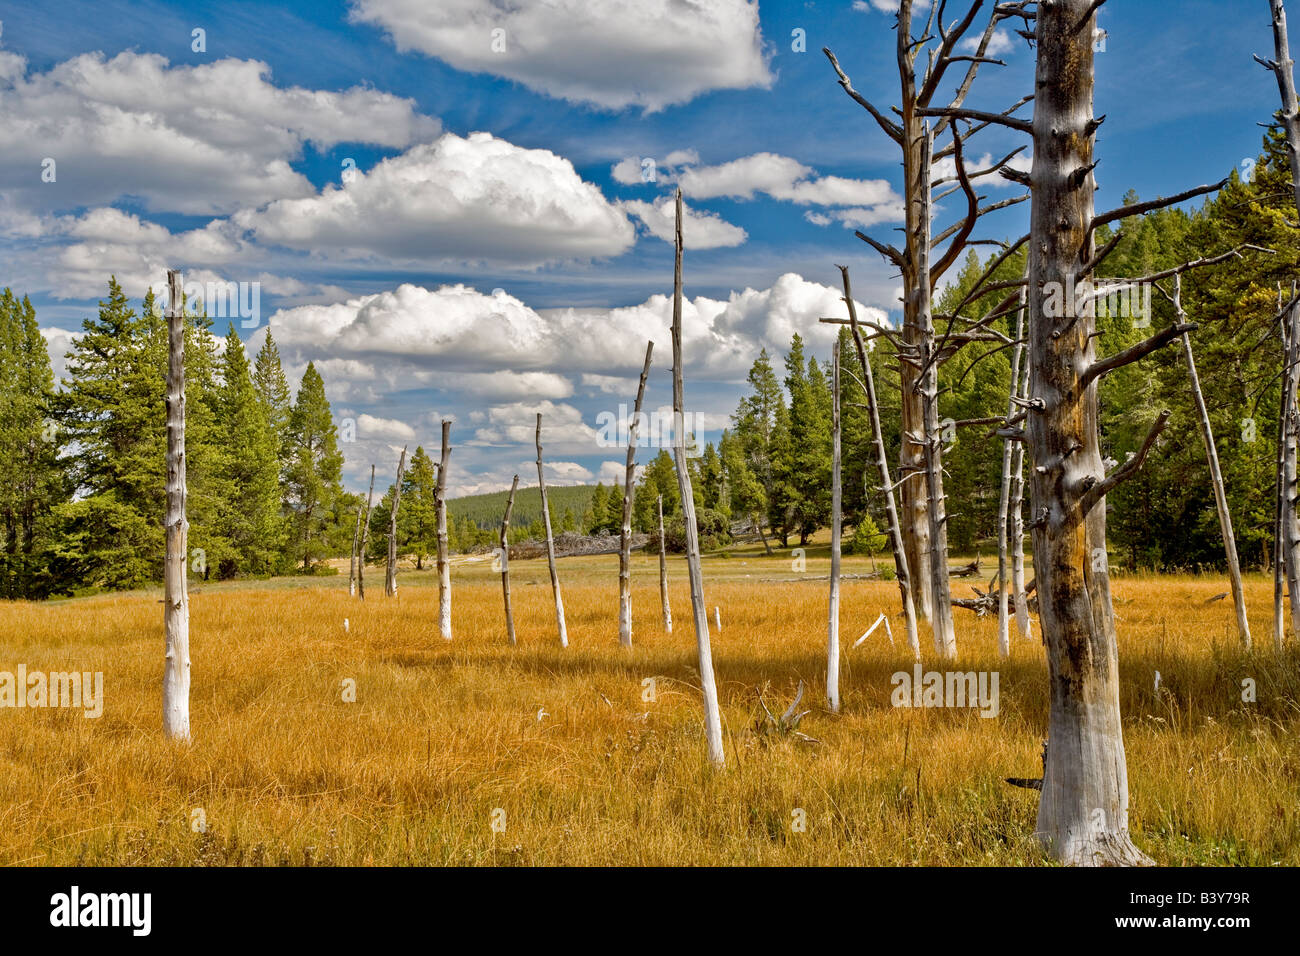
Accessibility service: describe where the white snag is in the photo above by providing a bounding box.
[386,446,407,598]
[827,340,842,713]
[670,189,725,766]
[163,269,190,742]
[436,420,452,641]
[619,342,654,648]
[536,413,568,648]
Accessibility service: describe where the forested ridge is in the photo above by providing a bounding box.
[2,133,1295,599]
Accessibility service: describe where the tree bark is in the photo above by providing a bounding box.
[501,474,518,647]
[837,265,920,659]
[536,413,568,648]
[1028,0,1152,866]
[163,268,190,742]
[828,340,842,712]
[358,464,375,600]
[620,342,654,647]
[658,494,672,633]
[1173,275,1251,648]
[349,499,362,597]
[436,420,452,641]
[385,446,407,598]
[671,189,725,766]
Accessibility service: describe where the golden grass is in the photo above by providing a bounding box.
[1,543,1297,866]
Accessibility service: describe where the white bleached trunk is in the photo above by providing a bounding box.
[436,420,452,641]
[620,342,654,647]
[386,446,407,598]
[536,413,568,648]
[670,189,725,766]
[997,290,1028,658]
[827,341,842,712]
[163,269,190,742]
[501,474,518,646]
[358,464,375,600]
[658,494,672,632]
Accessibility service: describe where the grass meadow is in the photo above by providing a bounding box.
[2,541,1297,866]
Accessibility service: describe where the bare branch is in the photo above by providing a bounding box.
[824,48,905,143]
[1080,410,1171,517]
[1081,324,1197,388]
[1091,179,1229,232]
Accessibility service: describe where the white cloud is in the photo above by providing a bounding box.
[356,413,417,442]
[236,132,636,266]
[960,29,1014,57]
[0,51,438,215]
[675,152,902,224]
[804,211,832,226]
[620,197,747,249]
[349,0,772,112]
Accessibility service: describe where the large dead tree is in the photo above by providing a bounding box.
[996,290,1029,657]
[163,268,190,742]
[385,445,407,598]
[1023,0,1227,866]
[436,420,452,641]
[619,342,654,648]
[357,464,375,600]
[536,413,568,648]
[825,0,1029,639]
[1260,0,1300,648]
[501,474,518,647]
[670,189,725,766]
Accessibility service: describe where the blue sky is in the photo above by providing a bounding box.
[0,0,1283,495]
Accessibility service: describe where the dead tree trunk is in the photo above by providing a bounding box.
[163,268,190,742]
[436,420,452,641]
[670,188,725,766]
[914,125,957,658]
[827,340,842,712]
[1010,396,1031,641]
[997,290,1028,657]
[349,500,362,597]
[658,494,672,632]
[358,464,375,600]
[1261,0,1300,646]
[1172,275,1251,648]
[501,474,518,646]
[385,446,407,598]
[753,515,773,555]
[536,413,568,648]
[832,265,920,659]
[619,342,654,648]
[1029,0,1155,866]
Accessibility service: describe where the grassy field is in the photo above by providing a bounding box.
[2,540,1298,866]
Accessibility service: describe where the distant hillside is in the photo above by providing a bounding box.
[447,484,598,529]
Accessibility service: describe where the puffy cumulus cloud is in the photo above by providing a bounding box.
[673,152,903,227]
[470,400,603,458]
[261,274,884,392]
[959,29,1015,56]
[0,51,438,215]
[40,327,81,386]
[235,132,636,266]
[355,413,417,442]
[611,149,700,186]
[349,0,772,112]
[620,197,747,249]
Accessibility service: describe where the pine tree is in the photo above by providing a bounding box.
[253,328,292,458]
[402,446,437,569]
[284,362,344,571]
[216,325,284,576]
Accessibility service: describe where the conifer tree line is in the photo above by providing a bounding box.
[2,137,1296,599]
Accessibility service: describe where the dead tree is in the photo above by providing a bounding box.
[619,341,654,648]
[349,501,362,596]
[996,290,1029,657]
[1168,274,1251,648]
[670,188,725,766]
[501,474,519,646]
[163,268,190,742]
[825,0,1028,630]
[827,341,843,712]
[536,413,568,648]
[357,464,375,600]
[1259,0,1300,647]
[1023,0,1228,866]
[436,420,452,641]
[658,494,672,632]
[823,265,920,658]
[385,445,407,598]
